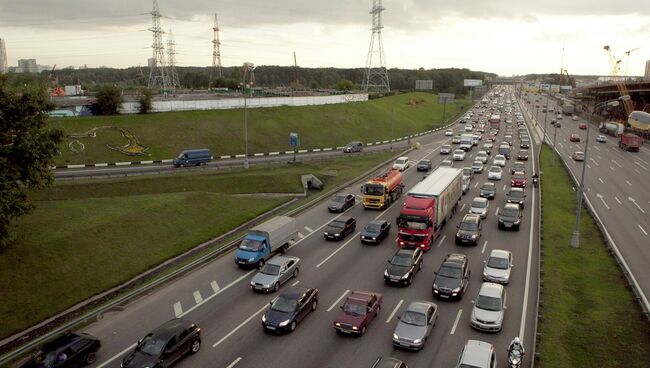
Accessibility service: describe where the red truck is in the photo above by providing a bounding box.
[361,169,404,210]
[333,291,382,336]
[397,167,463,251]
[619,133,643,152]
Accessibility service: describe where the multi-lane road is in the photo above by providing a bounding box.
[69,95,540,368]
[524,92,650,311]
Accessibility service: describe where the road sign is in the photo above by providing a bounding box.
[438,93,455,104]
[289,132,299,147]
[415,80,433,90]
[463,79,483,87]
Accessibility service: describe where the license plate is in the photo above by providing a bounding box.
[391,277,400,282]
[237,260,245,264]
[505,224,512,227]
[399,342,410,347]
[440,294,450,299]
[266,326,275,330]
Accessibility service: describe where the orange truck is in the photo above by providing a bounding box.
[361,169,404,210]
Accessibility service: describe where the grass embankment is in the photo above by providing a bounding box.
[537,146,650,367]
[50,92,468,165]
[0,152,395,339]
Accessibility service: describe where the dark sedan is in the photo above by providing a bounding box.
[360,220,390,244]
[417,159,432,171]
[498,203,523,231]
[328,194,355,213]
[262,287,318,333]
[22,333,101,368]
[323,217,356,240]
[384,248,423,286]
[479,182,496,199]
[517,150,529,161]
[432,253,471,300]
[506,187,526,208]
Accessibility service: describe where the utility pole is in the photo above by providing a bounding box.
[362,0,390,92]
[167,29,180,89]
[147,0,169,90]
[209,13,222,86]
[571,115,590,248]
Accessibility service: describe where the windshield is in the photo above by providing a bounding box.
[489,167,500,173]
[260,263,280,276]
[396,159,406,164]
[397,215,428,230]
[401,311,427,326]
[471,200,486,208]
[508,190,524,199]
[460,221,478,231]
[513,174,525,180]
[363,184,384,196]
[332,195,346,203]
[365,224,381,233]
[502,207,519,217]
[390,254,412,267]
[239,238,263,252]
[476,295,502,311]
[439,265,462,278]
[271,295,298,313]
[481,184,494,191]
[328,221,345,229]
[343,302,367,316]
[488,256,509,270]
[138,335,166,356]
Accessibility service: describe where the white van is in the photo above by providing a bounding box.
[392,157,410,171]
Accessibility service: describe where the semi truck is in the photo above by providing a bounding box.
[488,114,501,130]
[361,169,404,210]
[619,133,643,152]
[234,216,298,268]
[396,167,463,251]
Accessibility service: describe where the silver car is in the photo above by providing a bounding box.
[392,301,438,350]
[470,282,506,332]
[483,249,513,284]
[469,197,489,219]
[250,255,300,293]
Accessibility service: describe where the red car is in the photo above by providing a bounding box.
[333,291,382,335]
[511,172,527,188]
[570,133,581,142]
[579,123,587,130]
[487,134,497,142]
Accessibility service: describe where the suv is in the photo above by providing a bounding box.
[506,187,526,208]
[455,340,497,368]
[432,253,471,300]
[121,319,201,368]
[343,141,363,153]
[455,214,482,246]
[22,333,101,368]
[498,203,523,231]
[393,157,410,171]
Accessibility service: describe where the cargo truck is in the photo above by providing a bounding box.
[460,134,474,151]
[619,133,643,152]
[234,216,298,268]
[361,169,404,210]
[599,121,625,137]
[396,167,463,251]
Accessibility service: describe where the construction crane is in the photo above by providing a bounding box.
[603,45,634,116]
[48,64,65,97]
[623,47,641,77]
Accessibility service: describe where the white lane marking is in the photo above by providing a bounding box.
[634,169,642,175]
[474,182,479,188]
[328,289,350,312]
[598,178,604,184]
[461,203,466,212]
[481,240,488,254]
[450,309,463,335]
[211,281,220,293]
[635,161,648,171]
[626,180,632,186]
[226,357,243,368]
[193,291,203,304]
[596,193,610,209]
[298,232,305,239]
[638,157,649,166]
[639,225,648,236]
[614,196,622,205]
[558,142,564,148]
[173,302,183,317]
[212,303,268,348]
[610,166,615,171]
[590,158,599,166]
[292,280,300,286]
[586,164,591,169]
[304,226,314,233]
[495,207,500,216]
[184,270,255,316]
[597,155,602,159]
[594,145,601,152]
[316,232,361,268]
[629,197,646,214]
[386,299,404,323]
[96,344,137,368]
[437,235,446,247]
[611,159,622,168]
[503,185,506,191]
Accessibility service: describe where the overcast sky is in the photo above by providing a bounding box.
[1,0,648,76]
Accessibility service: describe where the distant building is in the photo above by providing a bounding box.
[0,38,7,73]
[17,59,38,73]
[645,60,650,81]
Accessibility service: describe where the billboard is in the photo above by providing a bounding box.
[438,93,455,103]
[464,79,483,87]
[415,80,434,90]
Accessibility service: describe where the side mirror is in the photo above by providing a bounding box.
[339,305,344,310]
[397,316,401,320]
[503,305,508,310]
[471,300,475,304]
[456,225,460,228]
[483,260,486,264]
[433,271,438,275]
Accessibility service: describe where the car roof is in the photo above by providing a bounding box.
[332,216,351,223]
[347,291,374,303]
[267,255,299,266]
[150,319,194,340]
[42,333,87,351]
[444,253,467,264]
[397,156,409,160]
[503,203,520,211]
[461,340,494,366]
[479,282,504,298]
[472,197,488,203]
[462,214,481,223]
[367,219,387,226]
[489,249,511,259]
[481,182,495,187]
[372,356,405,368]
[405,301,435,314]
[509,187,524,193]
[278,286,311,299]
[394,248,417,257]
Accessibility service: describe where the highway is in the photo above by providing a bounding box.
[69,90,540,368]
[524,92,650,311]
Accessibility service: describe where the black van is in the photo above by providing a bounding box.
[173,149,212,167]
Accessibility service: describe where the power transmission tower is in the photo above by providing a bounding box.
[210,13,223,86]
[167,29,180,88]
[363,0,390,93]
[147,0,169,90]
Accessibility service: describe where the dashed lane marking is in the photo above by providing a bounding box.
[211,281,220,293]
[173,302,183,317]
[437,235,446,247]
[450,309,463,335]
[386,299,404,323]
[226,357,243,368]
[328,290,350,312]
[304,226,313,233]
[193,291,203,304]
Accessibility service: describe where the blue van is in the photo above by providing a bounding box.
[173,149,213,167]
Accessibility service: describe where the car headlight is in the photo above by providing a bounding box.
[413,338,422,344]
[452,287,461,293]
[324,232,329,236]
[393,333,399,340]
[371,237,376,240]
[352,326,359,331]
[384,270,389,277]
[262,314,266,322]
[401,273,410,279]
[248,257,255,262]
[250,281,255,286]
[514,220,520,224]
[279,319,290,327]
[334,233,340,237]
[471,234,477,239]
[335,322,341,327]
[264,284,271,288]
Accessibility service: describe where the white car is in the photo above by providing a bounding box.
[572,115,579,121]
[445,129,454,136]
[483,249,513,284]
[470,282,506,332]
[493,155,507,167]
[487,166,502,180]
[475,151,488,164]
[469,197,489,219]
[465,125,473,132]
[393,156,410,171]
[453,150,466,161]
[596,135,607,143]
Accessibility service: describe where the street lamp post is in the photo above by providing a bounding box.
[241,84,249,169]
[390,106,394,151]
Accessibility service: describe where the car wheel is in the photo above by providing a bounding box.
[407,274,413,285]
[84,352,97,364]
[274,282,280,292]
[293,268,299,278]
[290,321,297,332]
[360,326,367,335]
[312,299,318,311]
[418,261,422,271]
[376,306,380,315]
[190,339,201,354]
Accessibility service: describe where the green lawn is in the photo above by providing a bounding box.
[537,146,650,367]
[0,152,395,339]
[50,92,468,165]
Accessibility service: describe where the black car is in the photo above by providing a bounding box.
[323,217,356,240]
[506,187,526,209]
[417,159,432,171]
[479,182,496,200]
[384,248,423,286]
[498,203,523,231]
[510,161,526,174]
[455,214,482,246]
[21,333,101,368]
[520,140,530,149]
[328,194,355,212]
[262,287,319,333]
[432,253,471,300]
[121,319,201,368]
[360,220,390,244]
[517,150,529,161]
[371,356,409,368]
